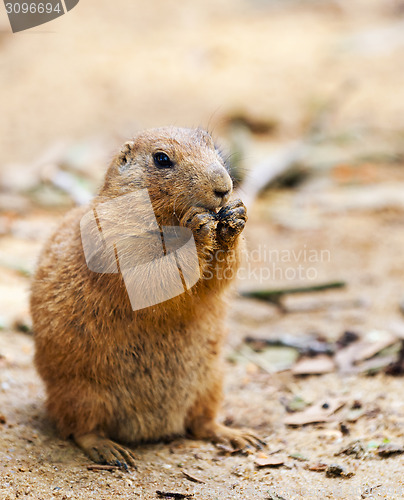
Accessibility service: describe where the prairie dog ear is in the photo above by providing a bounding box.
[118,140,135,172]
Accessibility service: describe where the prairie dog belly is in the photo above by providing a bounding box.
[104,322,220,443]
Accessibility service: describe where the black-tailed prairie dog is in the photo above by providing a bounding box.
[30,127,262,466]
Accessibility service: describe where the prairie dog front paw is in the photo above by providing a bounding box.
[216,199,247,245]
[181,206,218,244]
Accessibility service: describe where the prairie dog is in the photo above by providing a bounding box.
[30,127,262,466]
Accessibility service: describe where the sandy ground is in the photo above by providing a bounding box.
[2,1,404,499]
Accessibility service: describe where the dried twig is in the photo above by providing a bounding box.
[242,281,345,301]
[181,471,205,484]
[239,141,308,209]
[86,464,119,471]
[245,335,334,356]
[241,281,346,311]
[156,492,194,499]
[237,82,355,208]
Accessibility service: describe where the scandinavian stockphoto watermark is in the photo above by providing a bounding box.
[80,190,331,310]
[206,244,331,282]
[80,189,200,311]
[4,0,79,32]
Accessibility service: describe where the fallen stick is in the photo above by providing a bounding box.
[238,140,308,210]
[86,464,119,471]
[241,281,346,310]
[235,82,355,208]
[156,492,194,499]
[181,470,205,484]
[244,335,334,356]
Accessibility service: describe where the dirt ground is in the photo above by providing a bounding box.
[2,1,404,499]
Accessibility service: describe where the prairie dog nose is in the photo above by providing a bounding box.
[214,188,231,199]
[210,164,233,205]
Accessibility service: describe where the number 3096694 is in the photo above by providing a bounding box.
[5,3,61,14]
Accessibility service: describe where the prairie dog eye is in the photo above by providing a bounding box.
[153,152,173,168]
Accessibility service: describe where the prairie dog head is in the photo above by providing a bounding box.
[99,127,233,221]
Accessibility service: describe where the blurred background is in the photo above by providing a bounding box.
[2,1,404,498]
[2,0,404,331]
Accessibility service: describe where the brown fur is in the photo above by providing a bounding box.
[30,127,262,466]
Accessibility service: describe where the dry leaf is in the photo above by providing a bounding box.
[336,440,367,459]
[305,462,328,472]
[292,355,336,375]
[284,398,346,426]
[254,455,284,468]
[335,331,398,373]
[377,443,404,457]
[355,332,398,362]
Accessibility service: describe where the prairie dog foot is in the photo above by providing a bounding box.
[190,421,264,450]
[216,199,247,245]
[74,433,137,468]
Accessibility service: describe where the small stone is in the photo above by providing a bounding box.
[326,464,354,478]
[336,440,367,459]
[377,443,404,457]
